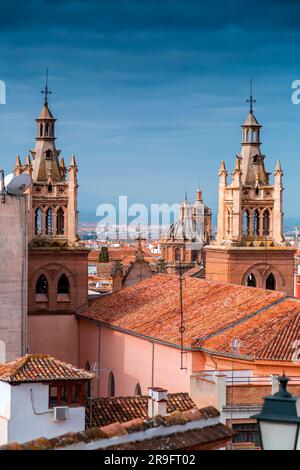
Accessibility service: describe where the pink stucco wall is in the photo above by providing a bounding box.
[28,314,79,366]
[78,319,205,398]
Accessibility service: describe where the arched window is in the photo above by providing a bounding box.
[57,208,65,235]
[243,210,250,236]
[134,383,142,396]
[40,123,43,137]
[48,182,52,193]
[227,208,232,236]
[175,247,181,262]
[252,130,256,142]
[263,210,270,236]
[35,208,42,235]
[36,274,48,294]
[108,372,115,397]
[46,123,49,137]
[45,149,52,160]
[57,274,69,294]
[253,210,260,236]
[246,129,250,142]
[247,273,256,288]
[266,273,276,290]
[46,208,52,235]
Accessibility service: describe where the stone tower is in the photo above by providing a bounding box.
[160,189,212,275]
[205,98,295,295]
[14,81,89,364]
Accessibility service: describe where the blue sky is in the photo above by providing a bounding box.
[1,0,300,217]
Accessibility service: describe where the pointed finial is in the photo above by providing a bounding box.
[25,154,31,166]
[185,191,188,202]
[41,69,52,106]
[218,160,227,177]
[246,79,256,114]
[15,155,22,167]
[234,156,240,170]
[274,160,283,176]
[70,154,77,166]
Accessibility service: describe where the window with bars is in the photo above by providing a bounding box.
[232,422,260,446]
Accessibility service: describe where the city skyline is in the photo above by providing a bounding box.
[1,1,300,218]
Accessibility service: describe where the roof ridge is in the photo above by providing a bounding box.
[10,354,50,379]
[196,295,288,347]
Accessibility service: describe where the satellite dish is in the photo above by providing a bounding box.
[6,174,32,195]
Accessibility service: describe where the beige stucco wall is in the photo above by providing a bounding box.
[0,194,27,362]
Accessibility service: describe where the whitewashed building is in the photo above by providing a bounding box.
[0,354,94,445]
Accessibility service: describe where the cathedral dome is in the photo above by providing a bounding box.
[166,199,197,241]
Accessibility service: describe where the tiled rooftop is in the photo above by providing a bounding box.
[1,406,234,451]
[78,274,286,349]
[202,297,300,359]
[86,392,197,427]
[0,354,94,384]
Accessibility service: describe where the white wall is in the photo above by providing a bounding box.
[0,382,11,445]
[1,382,85,445]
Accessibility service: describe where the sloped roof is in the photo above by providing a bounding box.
[201,298,300,359]
[78,274,287,350]
[0,354,94,383]
[86,392,197,428]
[38,104,54,120]
[242,111,261,127]
[1,407,234,451]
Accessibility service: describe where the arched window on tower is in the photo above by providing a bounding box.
[108,372,115,397]
[227,208,232,236]
[252,130,257,142]
[57,208,65,235]
[57,274,69,294]
[40,123,43,137]
[134,383,142,396]
[46,123,50,137]
[263,209,270,236]
[46,208,52,236]
[247,273,256,288]
[246,129,250,142]
[175,247,181,262]
[36,274,48,294]
[266,273,276,290]
[243,210,250,236]
[253,210,260,236]
[35,208,42,235]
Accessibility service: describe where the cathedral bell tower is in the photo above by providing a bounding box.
[14,75,89,365]
[205,91,295,295]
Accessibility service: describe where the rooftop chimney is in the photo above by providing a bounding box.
[148,387,168,418]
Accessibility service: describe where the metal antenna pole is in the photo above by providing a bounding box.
[179,260,186,370]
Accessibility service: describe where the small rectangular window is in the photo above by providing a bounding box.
[60,385,68,406]
[49,386,58,407]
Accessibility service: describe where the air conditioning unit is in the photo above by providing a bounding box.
[53,406,68,422]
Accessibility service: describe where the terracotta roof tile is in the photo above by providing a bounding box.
[202,298,300,359]
[86,392,196,427]
[78,274,285,348]
[1,406,233,450]
[0,354,94,383]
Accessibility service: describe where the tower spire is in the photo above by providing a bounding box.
[41,69,52,106]
[246,79,256,114]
